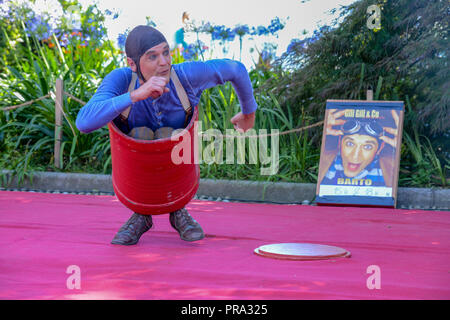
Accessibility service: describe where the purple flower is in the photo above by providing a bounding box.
[117,32,127,49]
[60,33,69,47]
[24,14,54,40]
[261,50,271,61]
[182,44,197,60]
[224,28,236,41]
[268,17,285,35]
[233,25,250,38]
[252,26,269,36]
[211,25,225,41]
[211,25,237,42]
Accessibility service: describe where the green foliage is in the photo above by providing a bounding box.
[0,0,447,189]
[399,96,449,187]
[269,0,449,187]
[197,71,319,184]
[276,0,448,130]
[0,0,123,181]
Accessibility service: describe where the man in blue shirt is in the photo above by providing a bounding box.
[76,26,257,245]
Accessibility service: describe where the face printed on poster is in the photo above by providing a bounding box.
[316,100,404,207]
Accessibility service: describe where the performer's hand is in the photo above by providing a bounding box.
[130,76,170,102]
[380,110,399,149]
[231,111,255,133]
[325,109,348,136]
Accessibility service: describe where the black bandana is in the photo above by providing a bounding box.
[125,25,168,82]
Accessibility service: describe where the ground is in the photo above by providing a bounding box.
[0,191,449,300]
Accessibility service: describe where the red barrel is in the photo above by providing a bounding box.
[108,107,200,215]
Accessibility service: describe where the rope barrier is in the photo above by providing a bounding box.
[0,91,87,111]
[1,93,51,111]
[0,91,324,137]
[64,91,87,106]
[218,121,324,139]
[49,91,77,137]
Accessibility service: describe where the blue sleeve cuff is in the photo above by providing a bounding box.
[112,92,133,114]
[241,99,258,115]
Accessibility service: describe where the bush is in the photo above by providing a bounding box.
[0,0,123,182]
[269,0,449,187]
[0,0,447,187]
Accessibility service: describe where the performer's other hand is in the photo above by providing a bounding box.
[231,111,255,133]
[380,110,399,149]
[325,109,349,136]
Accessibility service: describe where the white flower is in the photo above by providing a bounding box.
[30,0,63,17]
[29,0,64,28]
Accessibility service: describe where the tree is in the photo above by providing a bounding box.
[274,0,449,135]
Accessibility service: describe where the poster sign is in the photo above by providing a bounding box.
[316,100,404,207]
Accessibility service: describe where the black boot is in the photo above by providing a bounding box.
[111,213,153,245]
[169,208,205,241]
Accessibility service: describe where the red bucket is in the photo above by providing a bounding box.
[108,107,200,215]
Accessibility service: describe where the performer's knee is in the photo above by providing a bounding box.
[155,127,174,139]
[128,127,155,140]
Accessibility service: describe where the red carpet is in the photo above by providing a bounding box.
[0,191,449,300]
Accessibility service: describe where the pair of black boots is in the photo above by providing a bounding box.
[111,208,204,245]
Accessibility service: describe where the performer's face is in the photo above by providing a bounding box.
[341,134,379,177]
[129,42,171,84]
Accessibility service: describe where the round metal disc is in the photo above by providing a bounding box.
[254,243,351,261]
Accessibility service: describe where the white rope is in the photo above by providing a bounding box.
[49,91,77,137]
[1,93,51,111]
[64,91,87,105]
[1,91,324,138]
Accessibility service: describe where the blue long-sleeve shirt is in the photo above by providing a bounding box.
[76,59,258,133]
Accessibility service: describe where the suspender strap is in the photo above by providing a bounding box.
[170,68,192,117]
[120,72,138,119]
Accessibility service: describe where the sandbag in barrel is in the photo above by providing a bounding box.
[108,106,200,215]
